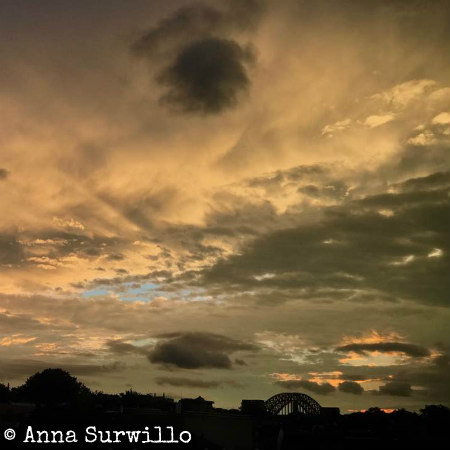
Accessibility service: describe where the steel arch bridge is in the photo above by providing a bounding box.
[265,393,321,416]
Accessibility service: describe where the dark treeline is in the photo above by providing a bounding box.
[0,368,176,410]
[1,368,450,449]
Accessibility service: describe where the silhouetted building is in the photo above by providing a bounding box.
[241,399,267,415]
[117,390,175,412]
[321,406,341,420]
[176,396,214,413]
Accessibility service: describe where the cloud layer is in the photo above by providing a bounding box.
[0,0,448,411]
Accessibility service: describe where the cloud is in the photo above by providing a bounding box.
[393,171,449,193]
[275,379,335,395]
[0,0,448,411]
[407,111,450,147]
[338,381,364,395]
[336,342,431,358]
[201,170,450,307]
[376,381,412,397]
[0,359,124,382]
[340,373,376,382]
[106,339,149,355]
[431,112,450,125]
[371,79,438,110]
[156,37,254,114]
[148,332,258,369]
[363,114,395,128]
[132,0,264,58]
[321,119,352,136]
[154,376,241,389]
[0,312,48,333]
[297,181,348,200]
[387,353,450,402]
[131,0,262,114]
[0,234,25,265]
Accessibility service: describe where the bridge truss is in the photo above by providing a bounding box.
[265,393,321,416]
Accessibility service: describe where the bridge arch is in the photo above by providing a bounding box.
[265,392,321,416]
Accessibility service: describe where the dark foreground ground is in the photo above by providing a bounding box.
[1,403,449,450]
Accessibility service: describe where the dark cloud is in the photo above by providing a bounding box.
[376,381,412,397]
[393,171,449,194]
[298,182,348,200]
[389,353,450,402]
[201,172,450,307]
[106,253,125,261]
[336,342,431,358]
[154,376,241,389]
[246,164,329,190]
[0,234,25,265]
[132,0,262,114]
[148,332,258,369]
[275,379,335,395]
[7,229,129,271]
[0,168,9,179]
[157,37,254,114]
[338,381,364,395]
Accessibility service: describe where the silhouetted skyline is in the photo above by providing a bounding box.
[1,368,449,449]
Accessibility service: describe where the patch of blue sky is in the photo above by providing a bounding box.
[82,282,159,301]
[81,287,110,298]
[81,283,217,303]
[117,282,159,302]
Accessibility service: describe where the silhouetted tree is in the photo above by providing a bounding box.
[390,408,418,421]
[365,406,385,416]
[0,382,9,402]
[17,368,90,406]
[420,404,450,429]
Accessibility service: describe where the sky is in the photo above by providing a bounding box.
[0,0,449,412]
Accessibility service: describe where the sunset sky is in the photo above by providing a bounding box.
[0,0,449,412]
